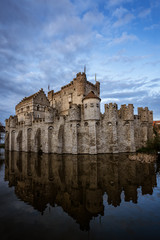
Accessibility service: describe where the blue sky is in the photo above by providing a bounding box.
[0,0,160,124]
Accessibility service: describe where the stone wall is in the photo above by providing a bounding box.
[5,102,153,154]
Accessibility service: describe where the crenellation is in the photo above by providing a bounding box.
[104,103,118,121]
[138,107,149,122]
[6,71,153,154]
[119,104,134,121]
[86,80,95,87]
[9,116,18,128]
[148,110,153,123]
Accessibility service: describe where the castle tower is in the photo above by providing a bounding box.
[82,91,101,154]
[104,103,118,153]
[68,104,81,154]
[75,72,86,96]
[83,91,101,121]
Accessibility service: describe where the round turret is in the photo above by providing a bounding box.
[83,91,101,121]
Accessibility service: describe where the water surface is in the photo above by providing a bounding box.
[0,150,160,240]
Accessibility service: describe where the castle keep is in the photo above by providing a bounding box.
[5,72,153,154]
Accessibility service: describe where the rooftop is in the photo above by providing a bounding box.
[83,91,101,101]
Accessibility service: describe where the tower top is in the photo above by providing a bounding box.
[82,91,101,101]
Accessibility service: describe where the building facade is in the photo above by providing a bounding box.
[5,72,153,154]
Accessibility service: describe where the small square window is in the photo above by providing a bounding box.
[90,103,94,107]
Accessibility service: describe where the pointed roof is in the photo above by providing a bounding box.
[83,91,101,101]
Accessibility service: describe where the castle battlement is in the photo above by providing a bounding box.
[5,72,153,154]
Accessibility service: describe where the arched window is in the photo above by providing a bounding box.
[37,105,39,111]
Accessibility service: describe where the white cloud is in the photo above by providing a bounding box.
[113,13,135,27]
[144,24,160,31]
[148,87,160,98]
[101,98,120,103]
[106,0,133,8]
[138,8,151,18]
[108,32,138,46]
[105,54,149,63]
[112,7,128,18]
[82,10,104,26]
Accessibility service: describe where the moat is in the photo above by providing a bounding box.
[0,149,160,240]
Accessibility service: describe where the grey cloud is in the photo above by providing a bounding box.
[101,90,147,99]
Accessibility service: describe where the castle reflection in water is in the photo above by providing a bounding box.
[5,152,157,231]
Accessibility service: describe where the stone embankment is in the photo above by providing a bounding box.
[129,153,156,163]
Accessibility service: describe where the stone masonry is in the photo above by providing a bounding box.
[5,72,153,154]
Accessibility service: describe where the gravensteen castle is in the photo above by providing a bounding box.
[5,72,153,154]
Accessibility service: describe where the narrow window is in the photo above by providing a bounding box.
[90,103,94,107]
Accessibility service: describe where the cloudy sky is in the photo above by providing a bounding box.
[0,0,160,124]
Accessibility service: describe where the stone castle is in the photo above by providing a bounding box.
[5,72,153,154]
